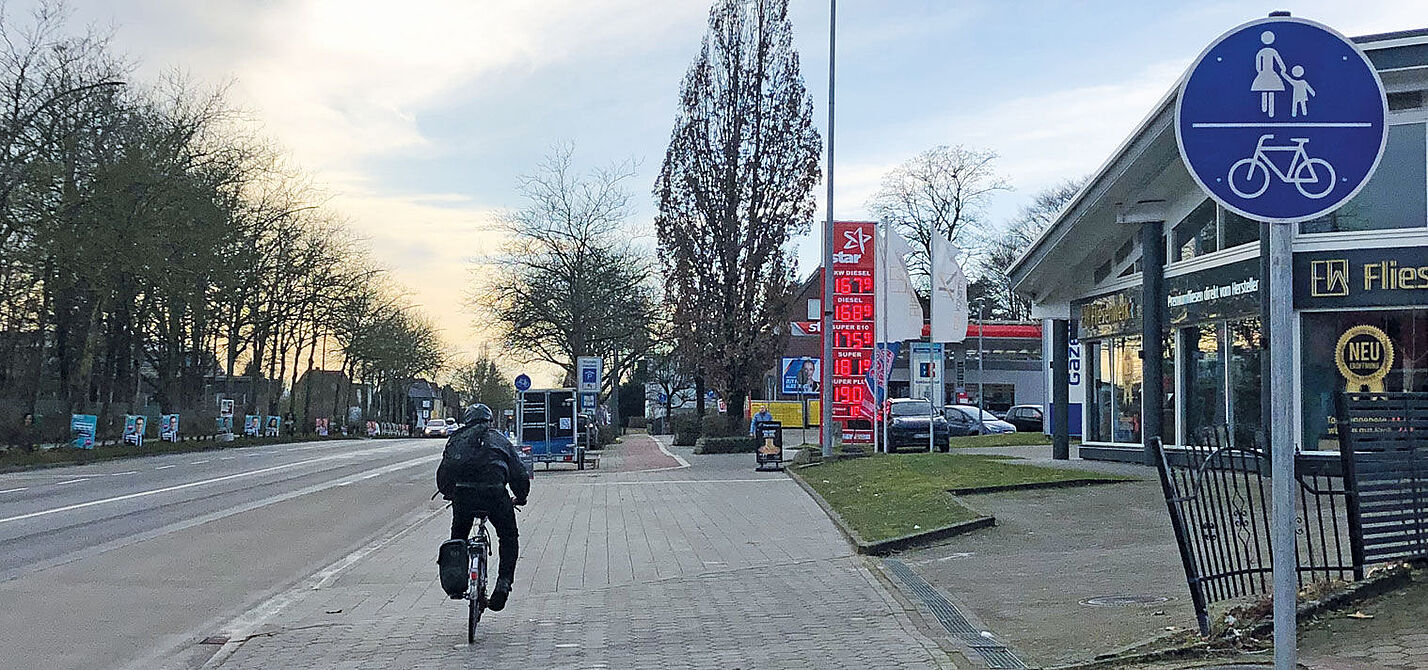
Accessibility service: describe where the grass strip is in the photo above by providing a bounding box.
[797,452,1124,543]
[0,434,377,471]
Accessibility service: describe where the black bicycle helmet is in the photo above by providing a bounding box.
[461,403,493,425]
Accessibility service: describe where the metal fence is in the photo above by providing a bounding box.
[1336,391,1428,570]
[1152,427,1354,635]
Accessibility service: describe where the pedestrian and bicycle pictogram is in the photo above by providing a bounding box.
[1176,17,1387,223]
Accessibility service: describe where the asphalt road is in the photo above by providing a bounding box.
[0,437,446,670]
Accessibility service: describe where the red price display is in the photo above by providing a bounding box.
[834,385,865,405]
[833,330,874,348]
[828,221,877,442]
[834,355,871,377]
[834,302,873,322]
[834,276,873,294]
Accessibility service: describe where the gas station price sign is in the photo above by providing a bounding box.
[827,221,877,439]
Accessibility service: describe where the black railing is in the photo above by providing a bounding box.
[1152,427,1354,635]
[1336,391,1428,571]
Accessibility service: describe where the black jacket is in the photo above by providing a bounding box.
[436,424,531,502]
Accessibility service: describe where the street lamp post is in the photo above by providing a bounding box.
[819,0,836,459]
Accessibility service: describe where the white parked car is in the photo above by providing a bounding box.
[423,417,457,438]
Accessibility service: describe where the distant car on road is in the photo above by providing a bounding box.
[884,398,951,452]
[423,417,456,438]
[943,405,1016,436]
[1002,405,1044,432]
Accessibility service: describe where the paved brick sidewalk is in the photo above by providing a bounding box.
[203,436,958,669]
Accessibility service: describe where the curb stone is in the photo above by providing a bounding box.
[947,477,1134,496]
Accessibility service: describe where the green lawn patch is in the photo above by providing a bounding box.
[795,453,1124,543]
[949,432,1082,448]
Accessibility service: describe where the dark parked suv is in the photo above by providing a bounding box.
[884,399,952,452]
[1003,405,1044,432]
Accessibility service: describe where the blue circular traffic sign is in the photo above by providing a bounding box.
[514,374,531,392]
[1176,16,1387,223]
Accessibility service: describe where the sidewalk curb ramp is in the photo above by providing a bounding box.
[946,477,1133,496]
[787,468,996,556]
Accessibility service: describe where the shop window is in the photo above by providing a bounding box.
[1300,123,1428,234]
[1086,335,1156,445]
[1301,309,1428,452]
[1182,323,1227,440]
[1159,333,1176,446]
[1228,318,1264,449]
[1174,199,1218,262]
[1114,337,1144,443]
[1089,341,1114,442]
[1220,209,1261,249]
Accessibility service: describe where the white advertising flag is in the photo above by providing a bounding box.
[877,229,925,343]
[930,241,968,343]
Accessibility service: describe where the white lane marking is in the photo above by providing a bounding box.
[3,454,441,586]
[219,457,237,461]
[653,438,691,469]
[0,487,28,494]
[0,447,433,526]
[189,460,209,465]
[197,495,447,669]
[53,478,91,487]
[154,465,176,470]
[107,471,139,476]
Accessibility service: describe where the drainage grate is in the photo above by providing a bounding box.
[884,558,1027,670]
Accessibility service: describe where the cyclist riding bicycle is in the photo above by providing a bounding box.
[436,403,530,611]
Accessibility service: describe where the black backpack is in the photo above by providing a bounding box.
[436,425,497,494]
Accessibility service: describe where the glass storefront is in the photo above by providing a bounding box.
[1300,123,1428,234]
[1085,333,1175,445]
[1228,318,1264,449]
[1301,309,1428,452]
[1182,324,1225,441]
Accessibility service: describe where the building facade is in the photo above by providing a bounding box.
[1013,29,1428,461]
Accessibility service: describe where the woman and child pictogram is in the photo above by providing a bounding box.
[1252,30,1315,118]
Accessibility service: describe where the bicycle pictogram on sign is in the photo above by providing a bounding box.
[1228,134,1336,200]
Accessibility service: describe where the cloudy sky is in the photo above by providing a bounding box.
[32,0,1424,361]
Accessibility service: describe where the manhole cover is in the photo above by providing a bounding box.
[1080,595,1170,607]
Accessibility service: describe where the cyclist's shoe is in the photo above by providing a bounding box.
[437,539,469,598]
[488,578,512,611]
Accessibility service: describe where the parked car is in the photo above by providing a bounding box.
[1003,405,1045,432]
[943,405,1017,436]
[423,417,457,438]
[884,398,952,452]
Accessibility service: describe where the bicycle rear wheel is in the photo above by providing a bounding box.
[467,540,488,644]
[468,593,479,644]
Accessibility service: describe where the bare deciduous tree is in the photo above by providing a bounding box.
[475,145,657,404]
[867,145,1010,292]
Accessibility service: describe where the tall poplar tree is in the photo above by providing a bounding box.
[654,0,821,422]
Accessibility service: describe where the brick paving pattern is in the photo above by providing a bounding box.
[208,435,957,669]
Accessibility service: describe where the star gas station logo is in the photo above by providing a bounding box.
[833,226,871,264]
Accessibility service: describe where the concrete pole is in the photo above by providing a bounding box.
[819,0,836,459]
[1141,219,1165,466]
[1268,221,1297,670]
[1052,319,1070,460]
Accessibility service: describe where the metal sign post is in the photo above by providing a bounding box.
[1175,14,1387,669]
